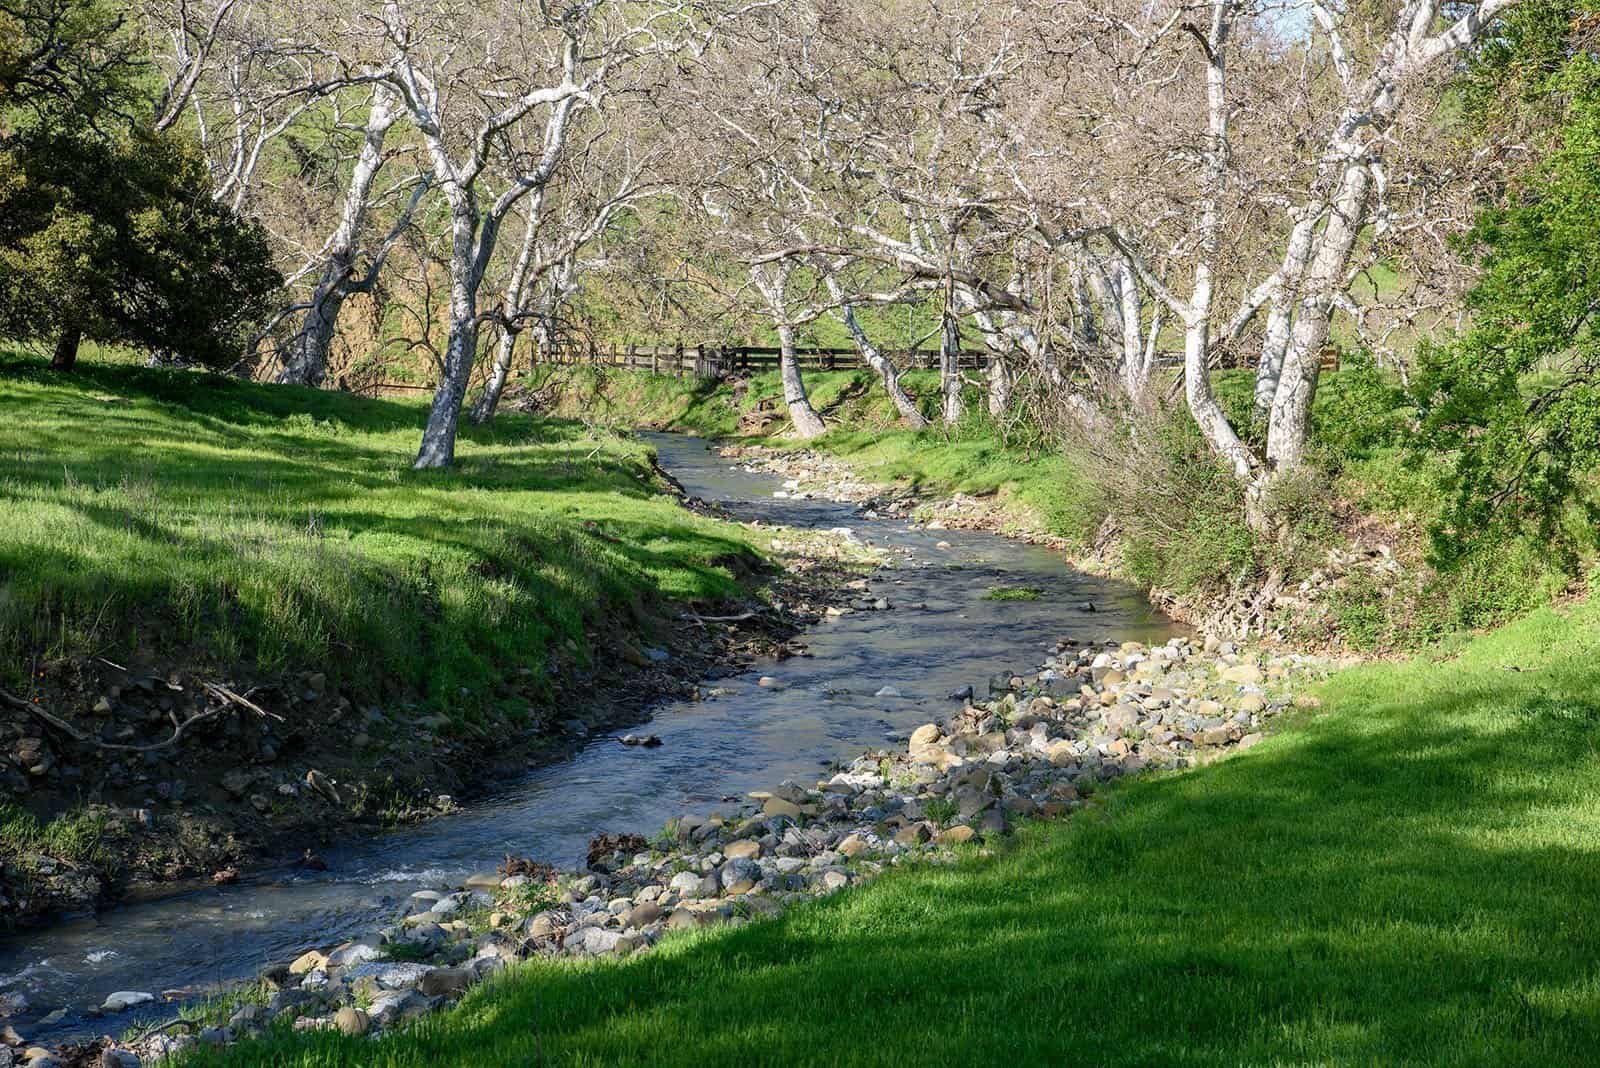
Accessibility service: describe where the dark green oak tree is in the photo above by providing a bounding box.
[0,0,281,370]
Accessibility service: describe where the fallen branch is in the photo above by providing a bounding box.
[0,684,267,753]
[677,609,762,625]
[200,680,285,722]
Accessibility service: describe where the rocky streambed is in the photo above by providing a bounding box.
[30,633,1324,1066]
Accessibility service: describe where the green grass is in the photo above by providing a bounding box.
[0,354,772,717]
[186,592,1600,1066]
[0,801,112,867]
[982,585,1044,601]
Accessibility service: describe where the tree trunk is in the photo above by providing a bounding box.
[835,299,926,428]
[470,326,519,425]
[415,211,482,470]
[51,325,81,370]
[469,205,544,425]
[778,322,826,438]
[986,354,1013,418]
[1253,208,1320,419]
[279,270,350,388]
[940,312,963,425]
[1116,255,1152,400]
[1265,162,1370,474]
[279,88,400,388]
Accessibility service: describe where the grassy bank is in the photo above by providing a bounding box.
[0,354,803,907]
[1,356,767,706]
[191,582,1600,1066]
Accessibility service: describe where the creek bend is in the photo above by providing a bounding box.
[0,432,1175,1043]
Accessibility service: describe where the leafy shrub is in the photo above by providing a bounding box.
[1311,350,1412,462]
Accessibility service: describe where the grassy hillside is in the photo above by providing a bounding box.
[191,581,1600,1066]
[0,355,769,713]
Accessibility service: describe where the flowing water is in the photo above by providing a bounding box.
[1,432,1175,1042]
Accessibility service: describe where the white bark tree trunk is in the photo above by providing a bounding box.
[940,310,963,425]
[1253,208,1320,418]
[752,262,825,437]
[777,321,826,438]
[415,207,485,469]
[1264,161,1371,472]
[1116,254,1151,401]
[278,88,401,387]
[1175,0,1261,513]
[470,202,543,424]
[986,354,1014,418]
[821,274,926,427]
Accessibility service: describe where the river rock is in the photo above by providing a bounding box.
[580,928,624,955]
[723,839,761,860]
[98,1051,141,1068]
[333,1006,369,1036]
[762,797,802,819]
[1221,663,1263,685]
[416,968,471,997]
[623,901,664,928]
[344,962,436,990]
[288,950,327,976]
[100,991,156,1012]
[304,769,340,804]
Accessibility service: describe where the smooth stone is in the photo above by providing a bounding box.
[288,950,327,976]
[723,839,761,860]
[762,797,802,819]
[333,1007,370,1036]
[416,968,472,998]
[100,991,156,1013]
[1221,663,1263,685]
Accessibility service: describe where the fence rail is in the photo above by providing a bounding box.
[364,342,988,396]
[361,340,1334,397]
[550,342,990,377]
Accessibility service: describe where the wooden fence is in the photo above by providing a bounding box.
[366,342,987,395]
[543,342,990,378]
[364,339,1334,397]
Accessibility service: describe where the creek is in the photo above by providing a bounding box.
[0,432,1174,1043]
